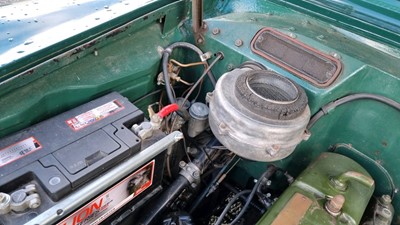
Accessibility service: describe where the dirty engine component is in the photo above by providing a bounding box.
[257,152,375,225]
[209,67,310,161]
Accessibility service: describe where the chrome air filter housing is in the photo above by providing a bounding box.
[209,68,310,161]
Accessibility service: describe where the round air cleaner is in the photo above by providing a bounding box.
[209,68,310,161]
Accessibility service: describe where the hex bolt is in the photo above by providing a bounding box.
[202,22,208,30]
[380,195,392,205]
[0,193,11,215]
[288,33,297,39]
[179,161,187,168]
[29,199,40,209]
[325,195,345,216]
[331,52,341,59]
[234,39,243,47]
[193,171,200,179]
[212,28,220,35]
[197,38,204,44]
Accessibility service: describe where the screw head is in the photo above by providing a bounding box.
[227,64,234,71]
[57,209,63,215]
[179,161,186,168]
[234,39,243,47]
[288,33,297,38]
[331,52,341,59]
[11,190,26,203]
[193,171,200,179]
[212,28,220,35]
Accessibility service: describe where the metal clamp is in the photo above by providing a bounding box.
[179,162,201,188]
[0,184,41,215]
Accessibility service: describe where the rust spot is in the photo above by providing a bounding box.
[382,141,388,147]
[83,40,97,48]
[105,26,130,38]
[143,15,149,20]
[71,47,84,56]
[375,150,381,155]
[21,69,35,76]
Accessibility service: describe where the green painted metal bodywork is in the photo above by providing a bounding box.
[1,0,400,223]
[0,0,189,136]
[257,152,375,225]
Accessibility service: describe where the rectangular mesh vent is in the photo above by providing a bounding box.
[251,28,342,87]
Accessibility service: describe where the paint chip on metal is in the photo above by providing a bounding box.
[271,193,312,225]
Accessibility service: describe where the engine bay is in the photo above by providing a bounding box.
[0,0,400,224]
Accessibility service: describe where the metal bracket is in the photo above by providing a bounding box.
[192,0,207,45]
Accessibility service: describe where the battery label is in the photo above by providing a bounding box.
[58,160,155,225]
[0,137,42,167]
[66,100,124,131]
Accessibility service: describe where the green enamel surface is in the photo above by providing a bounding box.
[0,0,400,223]
[0,1,189,136]
[257,153,375,225]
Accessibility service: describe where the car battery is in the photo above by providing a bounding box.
[0,92,171,225]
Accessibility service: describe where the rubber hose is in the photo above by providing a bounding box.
[213,190,251,225]
[307,93,400,129]
[162,52,176,103]
[214,165,277,225]
[162,42,217,104]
